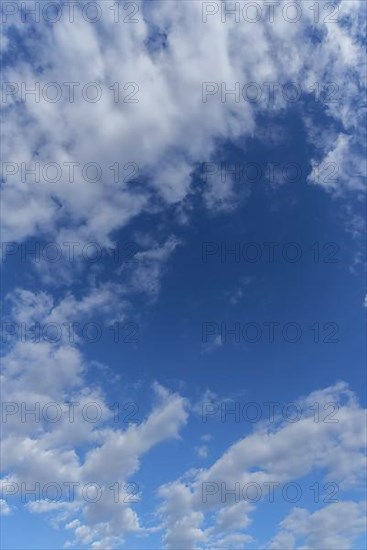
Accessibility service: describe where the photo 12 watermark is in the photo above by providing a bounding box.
[1,1,140,24]
[2,81,139,104]
[201,321,340,344]
[1,481,140,504]
[201,399,340,423]
[201,2,340,24]
[1,241,140,264]
[201,480,339,504]
[201,161,340,186]
[1,400,141,425]
[201,241,340,264]
[1,320,140,344]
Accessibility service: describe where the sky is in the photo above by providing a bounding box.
[0,1,366,549]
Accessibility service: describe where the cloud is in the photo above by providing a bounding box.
[1,2,366,548]
[267,501,367,550]
[201,334,223,355]
[0,498,12,516]
[308,133,366,193]
[2,0,365,246]
[195,445,209,459]
[120,234,182,298]
[157,382,367,549]
[229,276,253,305]
[1,285,188,548]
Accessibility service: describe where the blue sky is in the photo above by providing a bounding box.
[1,1,366,549]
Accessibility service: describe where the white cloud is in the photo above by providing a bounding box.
[2,0,365,246]
[1,286,189,548]
[308,133,366,193]
[201,334,223,355]
[120,234,182,297]
[229,276,253,305]
[195,445,209,459]
[1,3,366,548]
[157,382,367,548]
[0,498,13,516]
[267,501,367,550]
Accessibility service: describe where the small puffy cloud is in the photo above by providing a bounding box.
[267,501,367,550]
[201,334,223,355]
[195,446,209,459]
[0,498,12,516]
